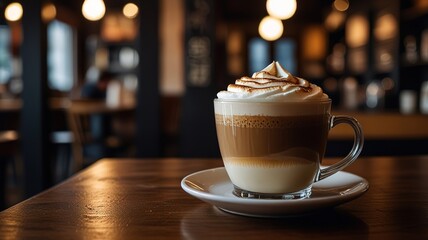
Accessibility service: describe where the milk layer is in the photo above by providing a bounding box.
[224,156,318,194]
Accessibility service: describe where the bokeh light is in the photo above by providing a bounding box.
[258,16,284,41]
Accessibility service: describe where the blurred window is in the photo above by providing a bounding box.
[0,26,12,84]
[248,37,297,74]
[47,20,75,91]
[275,39,297,74]
[248,38,269,74]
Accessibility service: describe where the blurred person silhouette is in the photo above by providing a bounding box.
[82,66,110,99]
[79,67,114,164]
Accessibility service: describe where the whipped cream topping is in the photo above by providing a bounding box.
[217,61,328,101]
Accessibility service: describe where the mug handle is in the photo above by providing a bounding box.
[317,115,364,181]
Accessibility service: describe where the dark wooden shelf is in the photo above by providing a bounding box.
[400,6,428,22]
[401,60,428,68]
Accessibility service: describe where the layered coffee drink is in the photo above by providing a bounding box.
[215,61,331,197]
[215,106,329,194]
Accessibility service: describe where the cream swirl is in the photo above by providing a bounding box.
[217,61,328,101]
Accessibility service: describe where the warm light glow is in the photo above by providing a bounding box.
[42,3,57,22]
[266,0,297,20]
[381,77,395,91]
[227,31,244,75]
[5,2,23,22]
[415,0,428,9]
[82,0,106,21]
[258,16,283,41]
[324,10,345,31]
[346,15,369,48]
[333,0,349,12]
[123,3,139,19]
[302,25,327,60]
[101,13,138,41]
[374,13,398,41]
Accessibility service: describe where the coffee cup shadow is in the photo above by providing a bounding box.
[180,204,369,239]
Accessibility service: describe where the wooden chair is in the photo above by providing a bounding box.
[0,130,19,210]
[67,100,134,173]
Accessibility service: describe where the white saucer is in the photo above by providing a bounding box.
[181,167,369,217]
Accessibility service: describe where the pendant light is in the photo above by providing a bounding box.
[82,0,106,21]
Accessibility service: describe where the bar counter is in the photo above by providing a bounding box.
[330,110,428,140]
[1,156,427,239]
[2,98,427,140]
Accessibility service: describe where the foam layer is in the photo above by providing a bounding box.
[214,100,331,116]
[217,61,328,101]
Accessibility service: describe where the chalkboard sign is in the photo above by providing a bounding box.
[185,0,214,87]
[180,0,219,157]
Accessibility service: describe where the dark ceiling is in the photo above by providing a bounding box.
[52,0,331,24]
[218,0,331,24]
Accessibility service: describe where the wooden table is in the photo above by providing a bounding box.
[0,98,72,112]
[0,157,427,239]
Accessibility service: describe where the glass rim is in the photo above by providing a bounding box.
[214,98,332,104]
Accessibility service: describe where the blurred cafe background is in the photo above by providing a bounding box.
[1,0,428,209]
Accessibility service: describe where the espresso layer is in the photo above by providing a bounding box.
[215,114,325,129]
[215,114,329,163]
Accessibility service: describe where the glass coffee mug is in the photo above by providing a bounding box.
[214,99,363,199]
